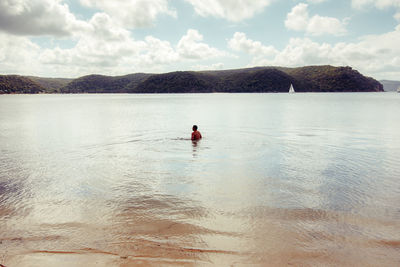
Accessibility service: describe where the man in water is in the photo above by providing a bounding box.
[191,125,202,140]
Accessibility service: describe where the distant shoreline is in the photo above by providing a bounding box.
[1,91,389,96]
[1,65,384,94]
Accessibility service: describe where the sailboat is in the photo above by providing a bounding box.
[397,86,400,93]
[289,83,295,93]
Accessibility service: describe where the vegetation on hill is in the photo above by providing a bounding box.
[60,73,151,93]
[129,71,215,93]
[28,77,73,93]
[124,68,295,93]
[213,68,294,92]
[0,65,383,94]
[0,75,46,94]
[278,66,383,92]
[127,66,381,93]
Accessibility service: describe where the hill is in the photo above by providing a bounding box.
[206,67,294,92]
[61,65,382,93]
[0,75,46,94]
[380,80,400,92]
[128,71,216,93]
[28,76,73,93]
[0,66,383,94]
[60,73,151,93]
[278,66,382,92]
[131,66,382,93]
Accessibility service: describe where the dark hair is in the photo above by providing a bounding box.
[192,125,198,130]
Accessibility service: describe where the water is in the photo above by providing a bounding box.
[0,93,399,266]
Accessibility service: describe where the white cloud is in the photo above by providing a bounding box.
[139,36,179,67]
[307,0,327,3]
[185,0,272,21]
[285,3,347,36]
[0,0,177,36]
[38,13,178,75]
[228,32,278,62]
[0,32,41,75]
[0,16,228,77]
[285,3,309,31]
[40,13,142,67]
[177,29,227,59]
[191,62,225,71]
[270,38,341,66]
[228,27,400,79]
[80,0,176,28]
[395,12,400,21]
[0,0,88,36]
[352,0,400,21]
[352,0,400,9]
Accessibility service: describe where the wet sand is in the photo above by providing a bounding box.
[2,206,400,266]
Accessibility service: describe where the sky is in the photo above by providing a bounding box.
[0,0,400,80]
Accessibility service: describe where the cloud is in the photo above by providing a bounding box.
[285,3,347,36]
[228,32,278,63]
[0,0,177,36]
[1,17,227,77]
[352,0,400,20]
[177,29,227,59]
[139,36,179,67]
[351,0,400,9]
[395,12,400,21]
[228,28,400,79]
[306,0,327,3]
[80,0,176,28]
[0,32,41,74]
[40,13,143,65]
[0,0,88,36]
[191,62,225,71]
[38,13,177,75]
[185,0,272,21]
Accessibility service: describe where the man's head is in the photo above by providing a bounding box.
[192,125,198,131]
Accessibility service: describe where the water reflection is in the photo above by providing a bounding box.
[192,140,199,158]
[0,94,400,266]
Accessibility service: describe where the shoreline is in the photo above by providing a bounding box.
[0,91,388,96]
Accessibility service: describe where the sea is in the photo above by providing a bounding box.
[0,93,399,266]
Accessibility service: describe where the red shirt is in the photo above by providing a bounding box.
[191,130,202,140]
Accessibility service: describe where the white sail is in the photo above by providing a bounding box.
[289,83,295,93]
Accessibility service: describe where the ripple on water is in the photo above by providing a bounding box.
[1,93,400,266]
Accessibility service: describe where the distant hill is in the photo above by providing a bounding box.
[202,67,294,92]
[0,66,383,94]
[61,65,382,94]
[60,73,151,93]
[380,80,400,92]
[0,75,46,94]
[129,71,216,93]
[132,66,382,93]
[278,66,382,92]
[28,76,73,93]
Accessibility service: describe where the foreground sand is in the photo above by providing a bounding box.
[2,207,400,266]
